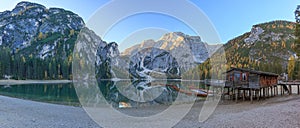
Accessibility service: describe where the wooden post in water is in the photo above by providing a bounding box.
[235,88,238,103]
[272,86,275,96]
[276,85,279,95]
[260,88,262,99]
[297,84,300,95]
[282,85,284,95]
[232,88,234,100]
[250,89,253,103]
[267,87,270,97]
[226,87,229,100]
[276,86,278,96]
[242,90,245,101]
[274,86,276,96]
[237,89,240,101]
[289,85,292,95]
[271,86,273,97]
[273,86,276,96]
[257,89,260,101]
[266,87,268,98]
[258,88,261,101]
[266,87,269,98]
[232,88,234,101]
[262,88,265,99]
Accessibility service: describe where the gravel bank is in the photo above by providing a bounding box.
[1,95,300,128]
[0,95,99,128]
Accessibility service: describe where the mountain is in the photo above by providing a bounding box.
[223,20,296,73]
[0,1,87,79]
[68,19,300,80]
[119,32,222,79]
[129,47,181,79]
[1,2,294,81]
[122,32,221,68]
[0,1,84,59]
[0,1,111,80]
[180,20,297,80]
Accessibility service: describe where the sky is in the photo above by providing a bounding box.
[0,0,299,51]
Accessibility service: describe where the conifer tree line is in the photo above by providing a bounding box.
[288,5,300,80]
[0,46,73,80]
[0,30,76,80]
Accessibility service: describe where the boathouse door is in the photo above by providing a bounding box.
[249,74,260,89]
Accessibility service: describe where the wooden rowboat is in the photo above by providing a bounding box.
[166,84,208,97]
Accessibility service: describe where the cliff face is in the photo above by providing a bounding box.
[122,32,217,65]
[129,47,181,79]
[0,2,84,59]
[120,32,222,79]
[223,20,296,72]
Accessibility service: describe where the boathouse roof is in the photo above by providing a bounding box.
[226,67,278,77]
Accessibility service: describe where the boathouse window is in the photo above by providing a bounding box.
[229,75,233,81]
[242,73,247,81]
[234,73,240,82]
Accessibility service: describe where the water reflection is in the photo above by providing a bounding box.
[0,83,79,106]
[0,81,207,108]
[102,80,181,108]
[80,80,205,109]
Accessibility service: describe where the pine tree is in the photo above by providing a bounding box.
[288,55,296,80]
[294,5,300,80]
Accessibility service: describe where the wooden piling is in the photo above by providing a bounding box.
[259,88,261,100]
[270,87,273,97]
[235,89,238,103]
[282,85,285,95]
[263,88,266,99]
[297,84,300,95]
[257,90,260,101]
[250,89,253,103]
[289,85,292,95]
[276,86,278,96]
[243,89,246,101]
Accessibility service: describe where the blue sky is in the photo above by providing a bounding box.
[0,0,299,51]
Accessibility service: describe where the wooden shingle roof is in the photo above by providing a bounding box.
[226,67,278,77]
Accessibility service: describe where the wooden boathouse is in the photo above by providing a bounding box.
[224,68,279,102]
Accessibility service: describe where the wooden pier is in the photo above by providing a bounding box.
[206,68,300,103]
[205,81,300,103]
[278,81,300,95]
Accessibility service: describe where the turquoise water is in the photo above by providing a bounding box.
[0,83,79,106]
[0,81,206,107]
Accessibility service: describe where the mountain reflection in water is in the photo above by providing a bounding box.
[0,80,206,108]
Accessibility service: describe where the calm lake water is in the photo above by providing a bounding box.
[0,80,207,107]
[0,83,79,106]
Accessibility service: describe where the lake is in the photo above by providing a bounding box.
[0,80,207,107]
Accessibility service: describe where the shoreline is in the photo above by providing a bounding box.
[0,95,100,128]
[0,79,72,85]
[1,94,300,127]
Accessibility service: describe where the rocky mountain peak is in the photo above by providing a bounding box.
[160,32,185,40]
[160,32,201,43]
[140,39,156,48]
[244,26,264,45]
[120,32,213,77]
[0,1,84,58]
[224,20,296,71]
[15,1,46,9]
[129,47,181,79]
